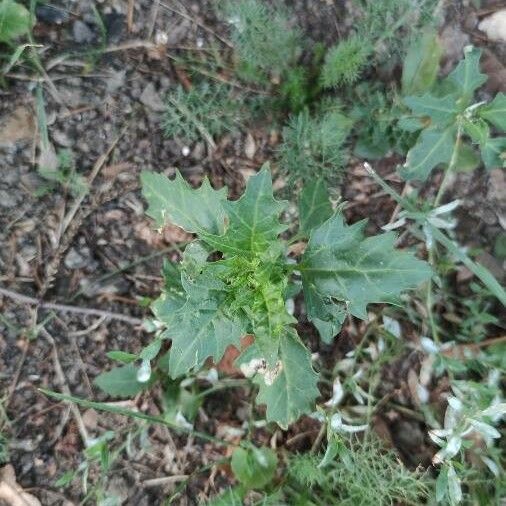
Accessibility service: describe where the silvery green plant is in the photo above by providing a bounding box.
[429,380,505,504]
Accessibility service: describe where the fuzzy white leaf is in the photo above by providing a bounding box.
[469,419,501,439]
[447,464,463,504]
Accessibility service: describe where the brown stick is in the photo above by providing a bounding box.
[0,287,143,325]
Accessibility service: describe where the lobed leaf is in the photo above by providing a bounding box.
[479,93,506,131]
[141,170,227,234]
[403,94,458,127]
[480,137,506,170]
[158,273,246,378]
[203,165,287,256]
[301,214,431,321]
[400,127,456,181]
[446,45,486,102]
[248,331,320,429]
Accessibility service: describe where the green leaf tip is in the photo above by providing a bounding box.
[141,170,228,234]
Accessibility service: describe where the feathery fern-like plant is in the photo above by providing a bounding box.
[278,106,352,186]
[288,435,429,505]
[220,0,301,83]
[164,83,242,145]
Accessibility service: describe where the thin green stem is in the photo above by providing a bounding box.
[40,389,242,448]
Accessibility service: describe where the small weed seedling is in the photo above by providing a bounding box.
[110,165,433,428]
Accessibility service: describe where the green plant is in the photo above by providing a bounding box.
[278,107,352,186]
[429,381,505,505]
[401,46,506,181]
[164,83,243,146]
[348,83,415,159]
[113,165,433,430]
[321,0,439,89]
[0,0,30,44]
[220,0,301,84]
[55,426,150,504]
[321,35,372,89]
[286,435,429,505]
[37,148,88,197]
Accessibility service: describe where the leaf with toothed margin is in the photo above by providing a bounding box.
[403,94,458,127]
[479,93,506,131]
[236,330,319,429]
[480,137,506,170]
[141,170,227,234]
[202,164,287,256]
[445,45,486,103]
[298,178,333,235]
[302,280,347,344]
[400,127,456,181]
[301,213,432,321]
[161,270,246,378]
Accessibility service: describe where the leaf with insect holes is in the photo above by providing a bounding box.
[95,363,149,397]
[301,214,431,320]
[446,45,487,102]
[140,170,227,234]
[203,164,287,256]
[403,94,458,127]
[0,0,31,42]
[238,330,319,429]
[480,137,506,170]
[298,178,333,235]
[400,127,456,181]
[479,93,506,131]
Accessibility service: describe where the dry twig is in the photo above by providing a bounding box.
[0,287,143,325]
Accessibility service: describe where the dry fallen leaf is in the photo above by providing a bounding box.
[0,106,36,145]
[0,465,41,506]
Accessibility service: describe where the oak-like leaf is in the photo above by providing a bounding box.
[203,164,287,256]
[403,94,458,126]
[446,45,486,101]
[141,170,227,234]
[400,127,455,181]
[238,330,319,429]
[301,214,432,320]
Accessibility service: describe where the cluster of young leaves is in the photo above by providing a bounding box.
[401,46,506,181]
[429,381,505,505]
[0,0,30,44]
[278,105,352,186]
[123,165,433,429]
